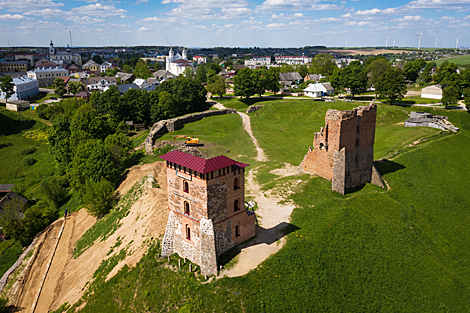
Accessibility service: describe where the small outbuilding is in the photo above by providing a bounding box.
[303,82,335,98]
[421,85,443,100]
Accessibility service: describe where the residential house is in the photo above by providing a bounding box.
[0,76,39,101]
[304,73,324,82]
[421,85,443,100]
[335,58,361,68]
[0,184,28,218]
[67,64,84,75]
[154,69,176,81]
[84,77,117,92]
[35,58,58,69]
[27,67,68,86]
[279,72,303,87]
[117,83,139,94]
[115,72,135,83]
[76,90,92,101]
[100,61,112,73]
[82,59,100,73]
[193,55,207,64]
[14,54,43,68]
[133,78,150,89]
[303,82,335,98]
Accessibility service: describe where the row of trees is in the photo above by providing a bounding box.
[233,67,281,99]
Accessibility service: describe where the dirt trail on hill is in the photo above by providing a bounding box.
[222,168,295,277]
[13,162,169,312]
[212,100,267,162]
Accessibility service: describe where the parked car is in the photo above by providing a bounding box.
[50,97,57,100]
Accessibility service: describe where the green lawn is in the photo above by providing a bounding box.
[0,240,23,278]
[434,54,470,66]
[0,108,56,199]
[49,101,470,312]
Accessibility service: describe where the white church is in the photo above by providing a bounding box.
[165,48,193,76]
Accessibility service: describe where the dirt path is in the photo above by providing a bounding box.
[221,168,295,277]
[211,99,267,162]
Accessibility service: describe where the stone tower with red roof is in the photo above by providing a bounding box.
[159,151,256,276]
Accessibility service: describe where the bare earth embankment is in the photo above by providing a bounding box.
[11,161,169,312]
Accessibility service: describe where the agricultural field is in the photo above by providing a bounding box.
[59,99,470,312]
[434,54,470,67]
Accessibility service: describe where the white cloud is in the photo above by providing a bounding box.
[138,26,149,30]
[0,0,63,11]
[392,15,425,22]
[159,0,252,20]
[0,13,29,20]
[257,0,349,12]
[71,3,128,18]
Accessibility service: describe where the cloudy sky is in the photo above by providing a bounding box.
[1,0,469,48]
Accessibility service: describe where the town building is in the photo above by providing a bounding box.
[48,41,82,66]
[0,60,30,72]
[133,78,150,89]
[275,55,311,65]
[154,69,176,81]
[84,77,116,91]
[193,56,207,64]
[0,76,39,101]
[160,151,256,276]
[115,72,135,83]
[35,58,59,69]
[244,56,271,68]
[100,61,112,73]
[82,60,100,73]
[14,54,43,68]
[279,72,303,87]
[165,48,193,76]
[300,104,384,194]
[421,85,443,100]
[303,83,334,97]
[27,67,68,86]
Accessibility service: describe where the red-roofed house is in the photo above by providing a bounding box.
[159,151,256,275]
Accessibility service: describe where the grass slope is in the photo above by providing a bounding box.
[0,240,23,278]
[434,55,470,66]
[55,101,470,312]
[0,108,55,199]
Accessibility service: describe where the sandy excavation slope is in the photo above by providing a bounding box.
[12,161,169,312]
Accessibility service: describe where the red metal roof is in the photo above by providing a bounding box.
[159,150,249,174]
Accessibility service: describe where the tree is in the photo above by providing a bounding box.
[441,86,460,109]
[375,68,407,104]
[41,176,68,209]
[48,114,72,166]
[206,69,217,84]
[68,81,85,96]
[206,75,226,99]
[0,75,15,104]
[252,68,268,97]
[463,88,470,112]
[92,55,103,64]
[234,68,255,99]
[366,58,390,99]
[0,199,28,245]
[403,59,426,82]
[309,54,337,76]
[297,65,308,78]
[195,64,207,83]
[53,77,66,98]
[265,67,281,94]
[134,59,153,79]
[123,64,133,74]
[340,65,367,99]
[82,178,117,217]
[151,91,176,122]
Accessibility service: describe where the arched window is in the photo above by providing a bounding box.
[235,224,240,237]
[186,224,191,240]
[355,138,360,147]
[234,177,240,190]
[234,199,240,212]
[183,181,189,193]
[184,202,190,215]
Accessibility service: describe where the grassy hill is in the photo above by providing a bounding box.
[434,54,470,66]
[54,100,470,312]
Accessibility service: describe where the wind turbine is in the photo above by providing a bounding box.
[385,37,389,49]
[345,39,348,48]
[456,37,460,49]
[393,37,397,48]
[435,37,438,49]
[417,32,423,50]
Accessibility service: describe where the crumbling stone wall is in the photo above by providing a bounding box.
[300,104,383,194]
[145,109,237,154]
[246,105,264,114]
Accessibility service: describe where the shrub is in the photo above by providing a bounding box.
[20,147,36,155]
[23,156,36,166]
[0,296,8,313]
[82,179,117,217]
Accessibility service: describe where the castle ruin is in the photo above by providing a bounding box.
[159,151,256,276]
[300,104,384,194]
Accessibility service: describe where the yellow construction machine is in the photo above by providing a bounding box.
[173,135,200,147]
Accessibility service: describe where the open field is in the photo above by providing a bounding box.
[45,99,470,312]
[323,48,412,55]
[434,54,470,66]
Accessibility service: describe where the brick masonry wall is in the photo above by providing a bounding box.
[300,104,380,193]
[145,109,237,154]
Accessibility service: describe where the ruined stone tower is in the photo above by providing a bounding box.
[159,151,256,275]
[300,104,383,194]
